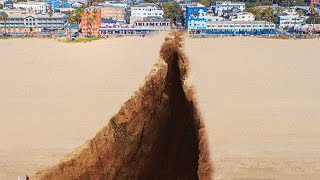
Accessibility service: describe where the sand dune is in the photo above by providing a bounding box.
[0,35,320,179]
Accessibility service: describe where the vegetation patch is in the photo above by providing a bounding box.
[59,37,103,43]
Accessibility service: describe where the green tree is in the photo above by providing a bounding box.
[90,8,98,36]
[297,9,304,16]
[0,4,3,9]
[295,0,305,6]
[262,7,273,22]
[48,11,53,17]
[163,2,182,25]
[306,6,320,24]
[260,0,273,5]
[68,7,85,25]
[275,7,283,15]
[199,0,210,7]
[0,12,9,34]
[247,7,262,21]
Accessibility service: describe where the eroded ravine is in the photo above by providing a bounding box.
[35,32,212,180]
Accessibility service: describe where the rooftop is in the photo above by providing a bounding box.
[0,10,67,18]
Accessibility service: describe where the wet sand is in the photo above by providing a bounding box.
[0,35,320,179]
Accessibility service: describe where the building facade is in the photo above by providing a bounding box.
[101,6,126,22]
[80,7,102,36]
[185,4,207,33]
[205,21,276,35]
[130,4,163,25]
[304,0,320,5]
[0,10,67,33]
[277,14,307,29]
[230,12,255,21]
[133,17,171,30]
[13,2,46,13]
[214,1,245,15]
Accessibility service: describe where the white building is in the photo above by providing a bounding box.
[206,16,223,22]
[277,13,308,29]
[205,20,276,35]
[214,1,245,15]
[134,17,171,31]
[230,12,255,21]
[13,2,46,13]
[130,4,163,25]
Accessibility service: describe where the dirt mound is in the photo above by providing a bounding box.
[35,32,213,180]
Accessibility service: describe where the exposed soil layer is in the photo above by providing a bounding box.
[35,32,213,180]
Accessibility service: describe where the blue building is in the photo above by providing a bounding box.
[4,0,14,9]
[185,3,207,34]
[44,0,62,12]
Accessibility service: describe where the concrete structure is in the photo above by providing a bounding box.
[104,1,128,8]
[13,2,46,13]
[213,1,245,15]
[229,12,255,21]
[60,7,75,14]
[185,3,207,33]
[130,4,163,25]
[101,6,126,22]
[206,15,223,22]
[0,10,67,33]
[80,7,101,36]
[67,0,87,4]
[204,21,276,35]
[133,17,170,30]
[291,23,320,33]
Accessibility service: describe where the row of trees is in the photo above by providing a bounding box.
[247,6,320,24]
[0,12,8,34]
[306,6,320,24]
[67,5,99,36]
[247,7,278,23]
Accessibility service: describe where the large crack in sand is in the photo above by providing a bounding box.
[35,32,213,180]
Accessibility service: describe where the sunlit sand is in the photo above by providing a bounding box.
[0,35,319,179]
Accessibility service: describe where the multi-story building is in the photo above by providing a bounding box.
[4,0,13,9]
[13,2,46,13]
[80,7,101,36]
[133,17,171,30]
[305,0,320,5]
[0,10,67,33]
[213,1,245,15]
[229,12,255,21]
[44,0,62,12]
[277,13,307,29]
[101,6,126,22]
[205,21,276,35]
[130,4,164,25]
[185,3,207,34]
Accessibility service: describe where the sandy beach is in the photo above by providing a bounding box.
[0,35,320,179]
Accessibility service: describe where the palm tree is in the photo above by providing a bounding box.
[275,7,283,15]
[90,9,97,36]
[0,12,9,34]
[48,11,53,17]
[308,6,317,32]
